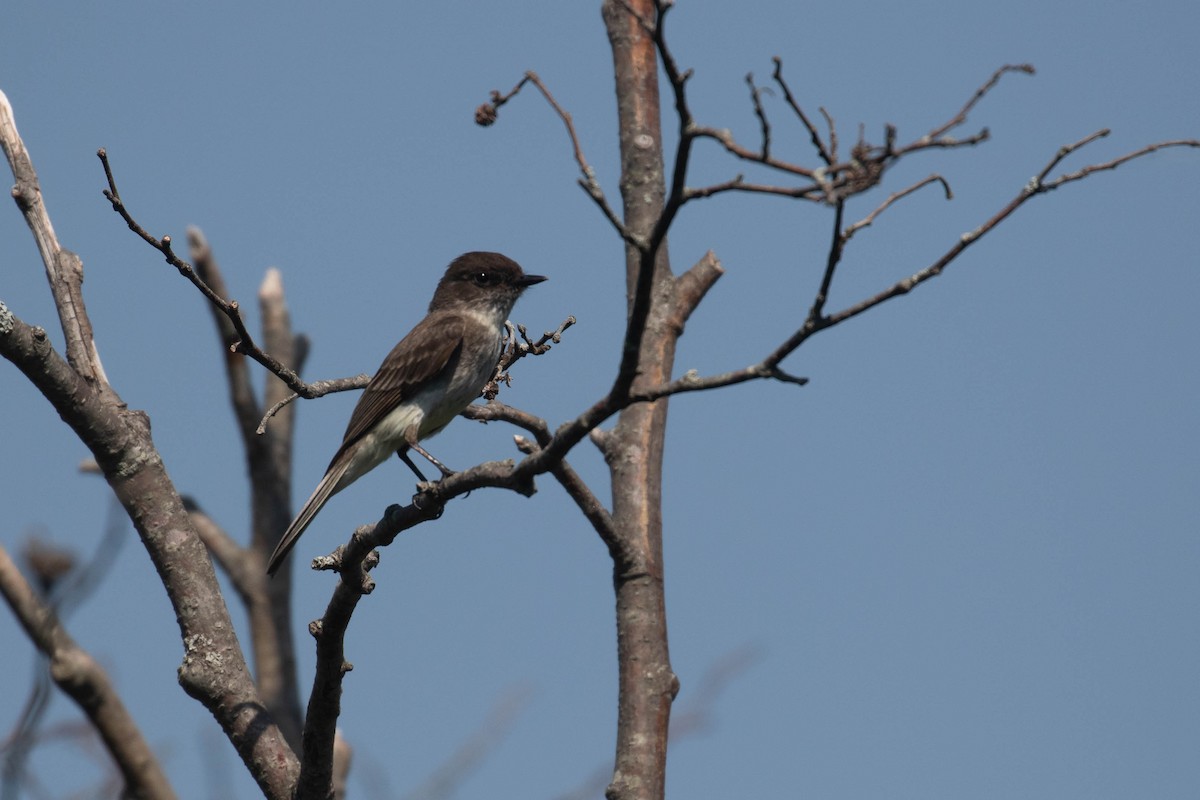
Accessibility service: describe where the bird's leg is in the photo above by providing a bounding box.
[398,445,467,500]
[396,447,431,482]
[410,442,456,478]
[397,441,456,480]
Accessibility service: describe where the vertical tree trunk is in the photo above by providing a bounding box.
[602,2,680,798]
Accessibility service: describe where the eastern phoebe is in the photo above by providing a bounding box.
[267,251,546,575]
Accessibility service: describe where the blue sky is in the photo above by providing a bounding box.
[2,2,1198,798]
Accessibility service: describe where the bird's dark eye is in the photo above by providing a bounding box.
[472,271,492,286]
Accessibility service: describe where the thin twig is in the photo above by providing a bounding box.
[98,149,312,396]
[1,91,106,385]
[477,72,636,247]
[1034,129,1112,184]
[824,133,1198,332]
[842,174,953,241]
[691,127,817,177]
[188,227,261,442]
[745,72,772,160]
[1039,136,1200,189]
[927,63,1035,140]
[485,316,576,399]
[624,364,808,404]
[256,375,370,434]
[772,57,832,165]
[806,199,846,324]
[646,0,697,254]
[820,107,837,163]
[464,401,620,555]
[685,176,824,201]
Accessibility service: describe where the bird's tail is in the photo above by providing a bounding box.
[267,460,350,576]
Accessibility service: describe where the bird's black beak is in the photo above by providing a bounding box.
[519,274,548,287]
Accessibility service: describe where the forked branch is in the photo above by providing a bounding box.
[689,62,1035,204]
[809,132,1200,349]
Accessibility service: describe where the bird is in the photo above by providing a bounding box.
[267,251,546,575]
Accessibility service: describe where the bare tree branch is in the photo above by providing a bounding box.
[465,400,620,555]
[645,0,694,255]
[842,174,953,241]
[257,373,370,435]
[0,651,53,798]
[0,544,177,800]
[183,228,306,747]
[249,263,307,748]
[772,56,833,166]
[0,291,297,796]
[259,266,307,446]
[684,175,824,201]
[809,199,847,323]
[625,363,808,405]
[689,128,816,178]
[822,134,1200,332]
[1036,133,1199,189]
[556,104,1198,440]
[184,500,253,602]
[187,227,260,442]
[478,71,635,247]
[98,149,312,397]
[0,91,107,385]
[296,498,446,800]
[689,61,1031,206]
[1,501,128,800]
[926,63,1035,140]
[598,4,684,799]
[744,72,772,161]
[669,250,725,334]
[484,316,576,400]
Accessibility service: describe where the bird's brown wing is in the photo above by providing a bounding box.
[327,313,467,468]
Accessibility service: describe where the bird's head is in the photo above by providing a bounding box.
[430,251,547,316]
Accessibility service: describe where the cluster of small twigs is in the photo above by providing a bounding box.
[483,316,576,400]
[713,61,1033,204]
[479,1,1199,407]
